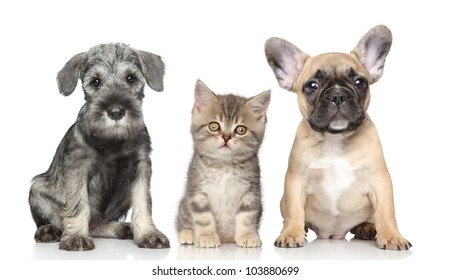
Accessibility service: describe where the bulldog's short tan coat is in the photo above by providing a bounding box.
[265,25,411,250]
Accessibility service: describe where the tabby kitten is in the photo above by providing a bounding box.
[177,80,270,248]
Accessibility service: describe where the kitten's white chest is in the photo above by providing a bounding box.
[201,167,247,238]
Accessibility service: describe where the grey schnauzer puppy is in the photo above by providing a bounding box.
[28,43,170,251]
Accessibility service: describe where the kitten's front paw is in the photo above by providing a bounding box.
[34,224,62,243]
[135,231,170,249]
[178,229,194,245]
[274,230,305,248]
[59,234,95,251]
[195,233,220,248]
[376,232,412,250]
[236,233,262,248]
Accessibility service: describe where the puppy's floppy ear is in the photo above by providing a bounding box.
[136,50,165,92]
[265,38,310,92]
[57,52,87,96]
[351,25,392,83]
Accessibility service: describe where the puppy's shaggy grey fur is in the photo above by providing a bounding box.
[29,43,169,251]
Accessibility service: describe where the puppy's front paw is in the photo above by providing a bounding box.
[34,224,62,243]
[136,231,170,249]
[274,230,305,248]
[236,233,262,248]
[178,229,194,245]
[195,233,220,248]
[59,234,95,251]
[377,232,412,250]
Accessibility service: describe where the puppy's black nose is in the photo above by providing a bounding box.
[323,88,351,105]
[107,106,125,120]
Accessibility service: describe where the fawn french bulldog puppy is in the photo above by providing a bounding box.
[265,25,411,250]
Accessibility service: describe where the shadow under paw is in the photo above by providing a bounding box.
[35,224,62,243]
[59,235,95,251]
[136,231,170,249]
[351,222,377,240]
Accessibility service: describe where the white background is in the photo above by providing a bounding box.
[1,0,450,278]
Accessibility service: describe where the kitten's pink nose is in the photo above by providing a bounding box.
[222,134,231,143]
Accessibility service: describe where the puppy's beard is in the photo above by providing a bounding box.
[88,114,144,140]
[105,117,130,137]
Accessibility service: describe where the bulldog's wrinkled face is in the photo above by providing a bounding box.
[265,25,392,134]
[297,53,369,134]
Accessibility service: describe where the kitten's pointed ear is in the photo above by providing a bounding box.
[247,90,271,119]
[265,37,310,92]
[194,79,217,113]
[351,25,392,83]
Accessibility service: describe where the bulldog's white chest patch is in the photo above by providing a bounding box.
[308,135,356,215]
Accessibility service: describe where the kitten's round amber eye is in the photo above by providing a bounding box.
[208,122,220,132]
[235,125,247,135]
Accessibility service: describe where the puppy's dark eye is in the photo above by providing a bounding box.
[354,78,367,89]
[91,78,101,88]
[126,74,136,84]
[305,81,319,93]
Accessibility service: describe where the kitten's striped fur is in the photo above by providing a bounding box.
[176,80,270,248]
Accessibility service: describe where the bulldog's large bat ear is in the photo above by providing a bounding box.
[351,25,392,83]
[265,38,310,92]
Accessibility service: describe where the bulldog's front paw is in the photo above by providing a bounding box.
[59,234,95,251]
[195,233,220,248]
[135,231,170,249]
[376,233,412,250]
[236,233,262,248]
[274,230,305,248]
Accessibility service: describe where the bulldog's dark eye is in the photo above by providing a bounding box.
[126,74,136,84]
[305,81,319,93]
[91,78,101,88]
[354,78,367,89]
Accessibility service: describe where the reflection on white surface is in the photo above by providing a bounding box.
[32,239,170,260]
[31,237,412,260]
[177,244,262,260]
[274,238,412,260]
